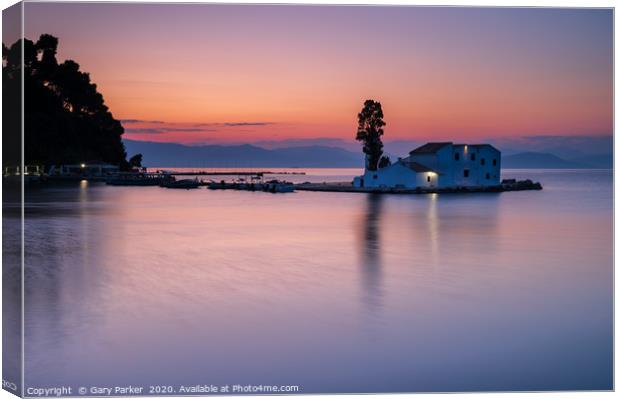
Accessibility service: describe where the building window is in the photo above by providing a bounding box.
[486,173,490,179]
[470,153,476,161]
[481,158,485,165]
[464,169,469,178]
[454,153,460,161]
[493,159,497,166]
[427,176,431,182]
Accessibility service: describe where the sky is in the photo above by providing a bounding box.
[13,3,615,147]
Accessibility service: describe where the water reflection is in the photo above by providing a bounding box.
[426,193,439,265]
[18,170,613,392]
[2,186,22,391]
[78,179,89,202]
[24,183,112,383]
[358,193,384,317]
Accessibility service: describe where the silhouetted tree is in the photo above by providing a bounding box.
[2,40,21,168]
[356,99,386,171]
[34,34,58,80]
[129,154,143,168]
[378,155,391,168]
[2,34,128,168]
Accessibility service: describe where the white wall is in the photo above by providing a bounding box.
[450,145,500,187]
[356,143,501,189]
[407,145,454,187]
[408,144,501,187]
[361,163,417,188]
[416,171,438,188]
[356,163,439,189]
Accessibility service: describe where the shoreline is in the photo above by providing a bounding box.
[5,177,544,194]
[294,180,543,194]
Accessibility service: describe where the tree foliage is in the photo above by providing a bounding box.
[355,99,386,171]
[378,155,391,169]
[2,34,130,168]
[129,153,143,168]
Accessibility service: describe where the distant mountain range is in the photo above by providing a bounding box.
[502,152,612,169]
[124,140,612,169]
[123,140,363,167]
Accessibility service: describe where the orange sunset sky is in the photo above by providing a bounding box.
[15,3,613,146]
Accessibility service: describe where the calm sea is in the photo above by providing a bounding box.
[4,168,613,393]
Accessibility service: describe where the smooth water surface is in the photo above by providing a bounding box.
[14,169,613,393]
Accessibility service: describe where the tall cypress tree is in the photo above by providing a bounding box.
[356,99,386,171]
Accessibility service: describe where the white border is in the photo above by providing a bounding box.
[0,2,616,399]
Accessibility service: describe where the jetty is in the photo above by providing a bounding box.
[208,180,295,193]
[294,179,542,194]
[155,170,305,176]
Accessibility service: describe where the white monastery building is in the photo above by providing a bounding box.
[353,142,501,189]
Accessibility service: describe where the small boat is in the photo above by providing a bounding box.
[163,178,200,189]
[264,180,295,193]
[207,178,293,193]
[107,172,173,186]
[207,180,235,190]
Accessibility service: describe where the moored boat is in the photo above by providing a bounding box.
[264,180,295,193]
[106,172,173,186]
[207,179,292,193]
[163,178,200,189]
[207,180,236,190]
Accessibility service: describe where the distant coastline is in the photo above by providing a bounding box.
[124,139,613,169]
